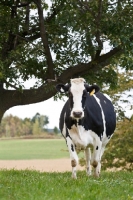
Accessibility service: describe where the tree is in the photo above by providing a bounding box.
[0,114,48,137]
[0,0,133,122]
[31,112,49,130]
[53,126,60,134]
[0,115,23,137]
[32,118,41,135]
[22,118,33,135]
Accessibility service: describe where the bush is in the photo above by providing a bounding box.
[102,117,133,171]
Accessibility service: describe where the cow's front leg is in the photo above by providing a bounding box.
[66,136,78,179]
[85,147,91,176]
[91,138,102,177]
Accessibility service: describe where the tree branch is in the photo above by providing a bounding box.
[94,0,103,59]
[4,81,20,90]
[46,1,65,23]
[33,0,55,79]
[77,0,96,17]
[25,3,30,33]
[77,0,103,60]
[2,82,57,110]
[59,46,122,82]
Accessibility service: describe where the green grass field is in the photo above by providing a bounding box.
[0,170,133,200]
[0,139,69,160]
[0,139,133,200]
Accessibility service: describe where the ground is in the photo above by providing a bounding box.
[0,159,84,172]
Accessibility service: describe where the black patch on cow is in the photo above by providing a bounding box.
[78,95,104,136]
[68,91,74,111]
[95,93,116,137]
[71,144,74,152]
[81,90,87,109]
[96,146,98,150]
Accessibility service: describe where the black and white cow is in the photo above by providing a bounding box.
[56,78,116,178]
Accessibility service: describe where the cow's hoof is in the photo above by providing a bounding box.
[72,175,77,179]
[86,167,92,176]
[93,172,100,178]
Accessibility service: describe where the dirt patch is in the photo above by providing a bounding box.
[0,159,85,172]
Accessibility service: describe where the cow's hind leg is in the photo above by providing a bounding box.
[66,136,78,179]
[94,143,108,177]
[91,138,102,177]
[85,147,91,176]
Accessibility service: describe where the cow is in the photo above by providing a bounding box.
[56,78,116,179]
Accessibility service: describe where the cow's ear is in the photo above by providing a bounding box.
[85,84,100,96]
[56,84,70,93]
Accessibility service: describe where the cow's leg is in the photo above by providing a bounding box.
[94,144,107,177]
[66,136,78,179]
[84,147,91,176]
[97,139,110,174]
[100,137,111,159]
[91,138,102,177]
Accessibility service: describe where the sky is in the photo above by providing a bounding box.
[5,97,65,129]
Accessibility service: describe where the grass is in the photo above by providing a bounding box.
[0,139,69,160]
[0,170,133,200]
[0,139,133,199]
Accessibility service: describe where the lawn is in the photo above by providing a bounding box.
[0,139,133,200]
[0,139,69,160]
[0,170,133,200]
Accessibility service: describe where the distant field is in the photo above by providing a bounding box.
[0,139,69,160]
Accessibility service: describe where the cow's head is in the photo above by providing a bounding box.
[56,78,100,119]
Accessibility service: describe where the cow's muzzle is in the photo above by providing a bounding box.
[73,111,82,119]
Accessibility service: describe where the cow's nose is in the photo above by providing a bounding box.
[73,111,82,118]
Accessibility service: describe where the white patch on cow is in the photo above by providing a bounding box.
[85,148,92,176]
[60,87,65,93]
[70,78,85,118]
[68,124,104,169]
[66,134,79,172]
[103,93,112,102]
[71,78,85,84]
[68,125,101,150]
[69,125,93,149]
[62,113,66,137]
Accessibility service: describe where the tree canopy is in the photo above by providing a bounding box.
[0,0,133,121]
